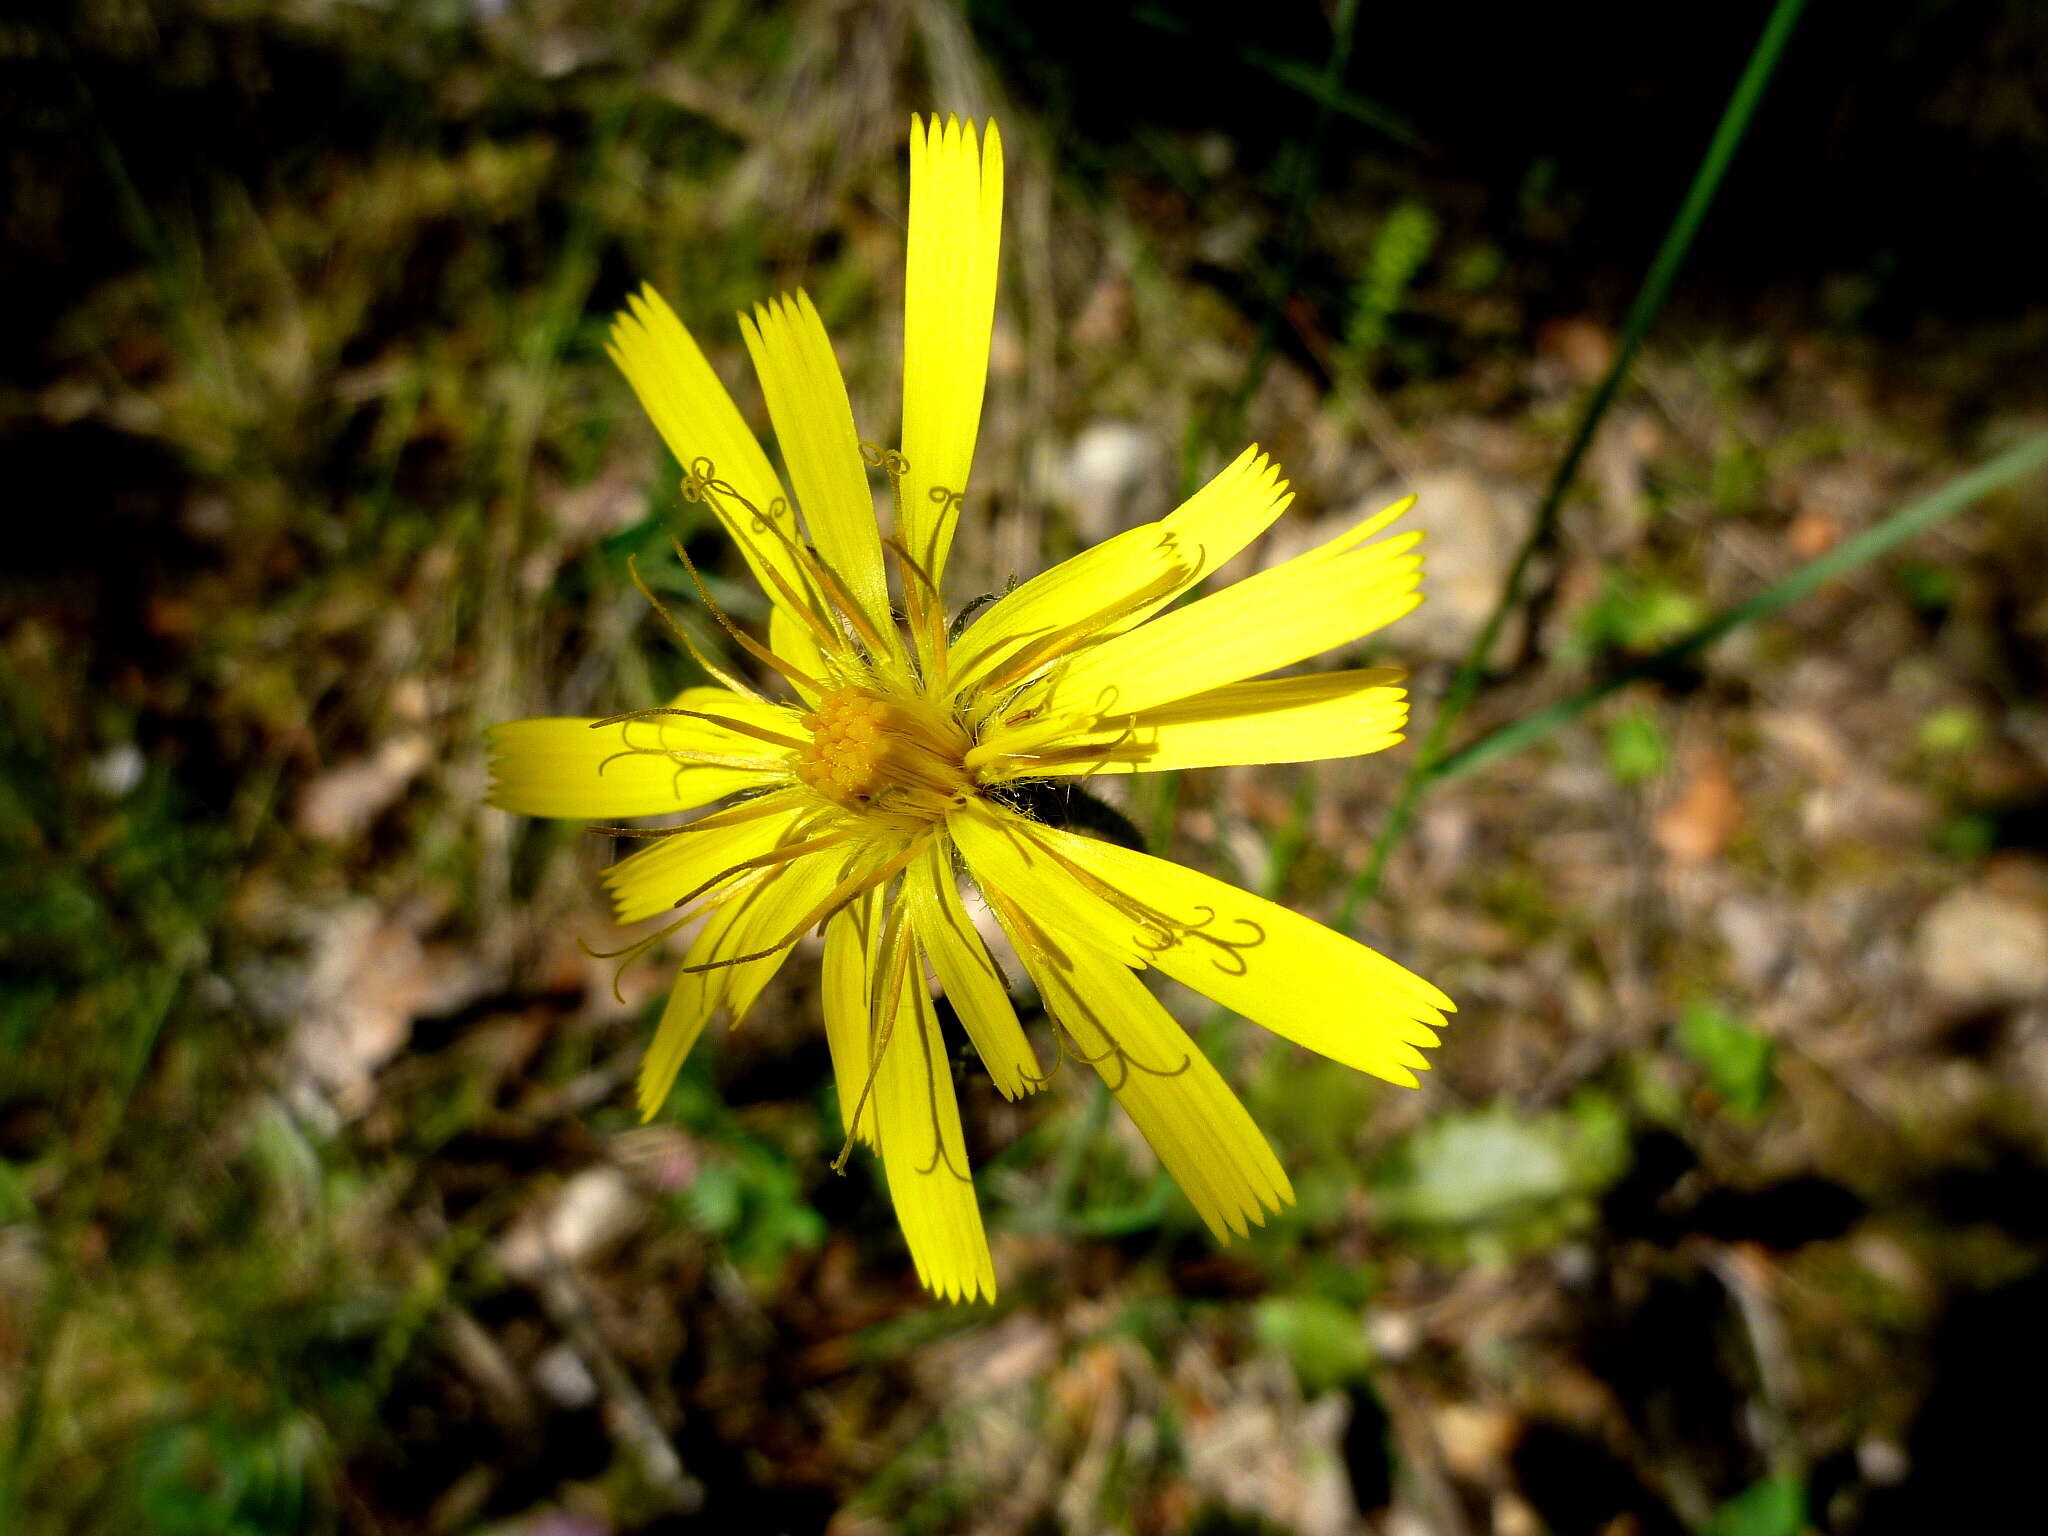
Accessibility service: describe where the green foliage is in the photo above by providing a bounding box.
[1933,809,1997,860]
[1574,571,1708,658]
[1915,704,1983,755]
[1677,1002,1775,1116]
[1702,1474,1806,1536]
[1893,559,1957,615]
[1369,1094,1630,1259]
[1712,436,1768,515]
[679,1144,829,1274]
[1344,199,1440,366]
[124,1414,319,1536]
[1447,242,1506,293]
[1604,707,1673,783]
[659,1073,828,1275]
[1253,1295,1373,1394]
[0,662,233,1205]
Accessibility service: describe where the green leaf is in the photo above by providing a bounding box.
[1915,705,1983,755]
[1575,572,1707,657]
[1605,708,1672,784]
[1703,1474,1806,1536]
[1254,1296,1374,1394]
[1894,559,1956,614]
[1677,1002,1775,1116]
[1369,1094,1630,1256]
[1344,199,1440,364]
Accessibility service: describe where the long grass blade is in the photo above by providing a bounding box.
[1340,0,1811,929]
[1431,432,2048,784]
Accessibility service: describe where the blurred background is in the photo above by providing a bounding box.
[5,1,2048,1532]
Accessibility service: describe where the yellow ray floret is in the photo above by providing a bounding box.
[738,291,893,644]
[951,803,1450,1086]
[1036,495,1423,719]
[875,969,994,1301]
[994,900,1293,1242]
[903,841,1042,1098]
[901,115,1003,587]
[486,700,786,819]
[982,667,1410,779]
[822,894,882,1148]
[602,789,816,925]
[636,850,849,1118]
[947,444,1293,694]
[607,289,814,614]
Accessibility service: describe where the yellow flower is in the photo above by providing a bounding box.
[489,116,1453,1302]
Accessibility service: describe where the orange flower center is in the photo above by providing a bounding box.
[795,686,974,819]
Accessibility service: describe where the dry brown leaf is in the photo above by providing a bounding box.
[1655,747,1742,863]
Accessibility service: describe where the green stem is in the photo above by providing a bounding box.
[1338,0,1810,930]
[1431,432,2048,783]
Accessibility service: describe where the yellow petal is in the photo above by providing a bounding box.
[1036,496,1423,719]
[821,895,880,1148]
[636,847,848,1118]
[904,842,1041,1098]
[738,291,893,644]
[769,604,827,707]
[608,287,819,629]
[872,918,996,1301]
[994,906,1292,1241]
[948,445,1292,695]
[635,889,750,1118]
[984,669,1409,779]
[900,115,1003,586]
[635,930,728,1120]
[987,811,1453,1085]
[486,694,788,819]
[602,788,816,925]
[948,799,1151,965]
[720,846,854,1026]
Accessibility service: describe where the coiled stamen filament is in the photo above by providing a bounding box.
[668,536,826,695]
[625,554,761,701]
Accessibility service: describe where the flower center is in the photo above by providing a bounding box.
[795,686,974,819]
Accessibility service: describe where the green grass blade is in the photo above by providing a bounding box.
[1130,5,1416,147]
[1431,431,2048,784]
[1338,0,1810,929]
[1238,47,1418,147]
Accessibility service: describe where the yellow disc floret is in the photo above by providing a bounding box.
[795,685,975,821]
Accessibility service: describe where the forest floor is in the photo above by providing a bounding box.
[5,3,2048,1534]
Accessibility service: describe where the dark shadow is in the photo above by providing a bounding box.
[1342,1384,1394,1513]
[1686,1177,1867,1249]
[1857,1266,2048,1533]
[1511,1420,1686,1536]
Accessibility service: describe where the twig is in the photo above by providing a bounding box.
[533,1237,704,1513]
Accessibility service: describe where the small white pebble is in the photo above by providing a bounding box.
[532,1341,598,1410]
[1368,1309,1420,1362]
[88,743,145,799]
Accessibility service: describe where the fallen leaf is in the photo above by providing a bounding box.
[298,734,433,842]
[1655,747,1742,863]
